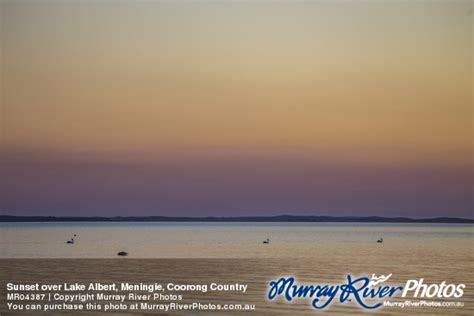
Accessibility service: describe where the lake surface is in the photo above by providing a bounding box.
[0,222,472,258]
[0,222,472,315]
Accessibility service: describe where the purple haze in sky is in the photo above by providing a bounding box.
[1,149,472,218]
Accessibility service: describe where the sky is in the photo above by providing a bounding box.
[1,0,472,218]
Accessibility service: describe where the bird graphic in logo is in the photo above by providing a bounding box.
[368,273,393,287]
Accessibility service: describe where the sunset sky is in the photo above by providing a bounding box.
[1,0,472,218]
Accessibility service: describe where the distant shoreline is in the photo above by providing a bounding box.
[0,215,472,223]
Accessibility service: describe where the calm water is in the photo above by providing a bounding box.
[0,222,473,315]
[0,222,472,258]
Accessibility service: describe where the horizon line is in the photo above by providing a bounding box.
[1,214,472,223]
